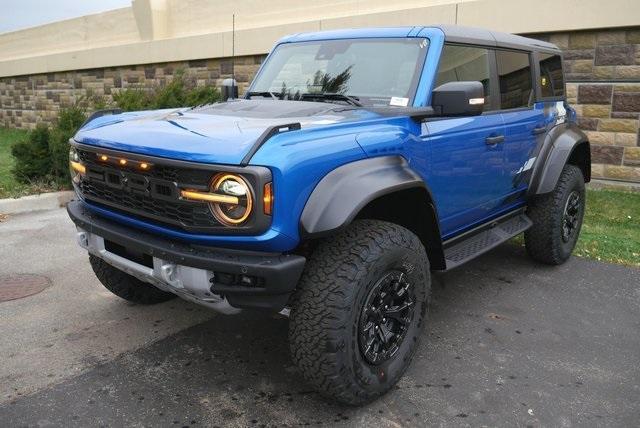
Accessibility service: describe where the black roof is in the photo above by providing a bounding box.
[433,25,560,53]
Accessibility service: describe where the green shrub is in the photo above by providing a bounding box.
[9,70,219,188]
[49,106,86,179]
[11,125,51,183]
[11,106,86,185]
[113,70,221,111]
[112,87,154,112]
[185,84,221,107]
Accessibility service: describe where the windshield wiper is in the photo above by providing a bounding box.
[246,91,278,100]
[299,93,363,107]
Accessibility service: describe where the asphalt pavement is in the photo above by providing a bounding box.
[0,207,639,427]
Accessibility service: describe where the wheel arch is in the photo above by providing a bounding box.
[299,156,446,270]
[529,123,591,195]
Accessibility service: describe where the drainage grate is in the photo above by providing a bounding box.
[0,274,51,302]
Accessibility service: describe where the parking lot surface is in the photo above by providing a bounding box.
[1,207,639,427]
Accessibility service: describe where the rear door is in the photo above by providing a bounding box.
[425,44,507,237]
[496,49,546,201]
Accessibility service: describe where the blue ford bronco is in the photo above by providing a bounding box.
[67,25,590,404]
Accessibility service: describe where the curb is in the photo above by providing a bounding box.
[0,191,75,215]
[588,179,640,192]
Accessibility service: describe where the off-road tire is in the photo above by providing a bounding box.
[89,255,176,304]
[288,220,431,405]
[525,164,585,265]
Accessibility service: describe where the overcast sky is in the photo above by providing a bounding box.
[0,0,132,33]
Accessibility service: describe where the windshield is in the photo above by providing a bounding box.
[249,38,429,107]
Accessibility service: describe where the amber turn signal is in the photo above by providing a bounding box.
[263,182,273,215]
[70,161,86,174]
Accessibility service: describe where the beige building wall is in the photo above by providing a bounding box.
[1,0,639,77]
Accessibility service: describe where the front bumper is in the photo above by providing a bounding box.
[67,200,306,312]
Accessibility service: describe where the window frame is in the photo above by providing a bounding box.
[533,50,566,102]
[493,47,536,112]
[433,43,542,115]
[432,43,565,114]
[432,43,500,113]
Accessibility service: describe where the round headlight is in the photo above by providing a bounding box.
[209,173,253,226]
[69,146,79,163]
[68,147,85,184]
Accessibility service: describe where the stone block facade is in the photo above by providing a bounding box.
[1,27,639,182]
[0,55,265,129]
[532,27,640,183]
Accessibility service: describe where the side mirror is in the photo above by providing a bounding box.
[221,78,238,101]
[431,81,485,116]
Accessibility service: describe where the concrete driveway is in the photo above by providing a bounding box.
[1,207,638,427]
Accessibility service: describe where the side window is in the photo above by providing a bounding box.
[435,45,491,110]
[496,50,533,109]
[539,53,565,98]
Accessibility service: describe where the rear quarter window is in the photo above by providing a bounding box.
[539,53,565,98]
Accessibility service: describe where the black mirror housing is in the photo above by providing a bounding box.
[431,81,485,116]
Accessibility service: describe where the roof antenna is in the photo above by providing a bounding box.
[222,14,238,101]
[232,13,235,84]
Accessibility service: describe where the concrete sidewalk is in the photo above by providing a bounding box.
[0,190,74,215]
[1,208,639,426]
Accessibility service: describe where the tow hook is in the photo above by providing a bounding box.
[159,262,184,289]
[76,231,89,249]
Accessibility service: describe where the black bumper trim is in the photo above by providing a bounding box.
[67,200,306,311]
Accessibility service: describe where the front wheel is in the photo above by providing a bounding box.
[90,255,176,304]
[288,220,431,405]
[525,164,586,265]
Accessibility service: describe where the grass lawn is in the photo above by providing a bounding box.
[0,127,66,199]
[574,188,640,268]
[510,188,640,268]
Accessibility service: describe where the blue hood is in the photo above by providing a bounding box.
[74,100,373,165]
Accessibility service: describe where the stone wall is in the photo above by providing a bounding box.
[1,27,639,182]
[0,54,265,129]
[532,27,640,182]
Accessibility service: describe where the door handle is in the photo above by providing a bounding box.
[485,135,505,145]
[532,126,546,135]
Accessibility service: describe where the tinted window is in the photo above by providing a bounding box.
[496,50,533,109]
[539,53,565,98]
[435,45,491,110]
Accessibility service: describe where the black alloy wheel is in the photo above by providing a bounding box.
[359,270,415,365]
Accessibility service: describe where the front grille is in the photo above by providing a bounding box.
[75,147,223,232]
[79,179,217,229]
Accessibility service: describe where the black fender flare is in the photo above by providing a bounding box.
[300,156,433,237]
[528,122,590,195]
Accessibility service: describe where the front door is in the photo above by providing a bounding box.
[426,115,506,237]
[424,44,507,237]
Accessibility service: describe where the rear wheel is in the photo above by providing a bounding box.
[525,164,585,265]
[288,220,431,405]
[90,255,176,304]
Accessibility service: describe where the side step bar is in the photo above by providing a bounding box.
[443,210,532,271]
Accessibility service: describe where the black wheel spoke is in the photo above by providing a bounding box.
[358,270,415,365]
[383,302,412,320]
[561,191,581,243]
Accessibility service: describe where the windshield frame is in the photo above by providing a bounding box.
[246,37,430,108]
